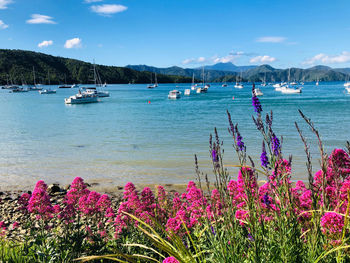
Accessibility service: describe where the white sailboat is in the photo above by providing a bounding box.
[234,71,244,89]
[147,73,157,89]
[82,63,109,97]
[196,67,209,93]
[29,67,43,91]
[40,70,56,94]
[191,73,196,90]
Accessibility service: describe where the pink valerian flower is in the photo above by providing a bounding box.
[210,189,223,216]
[27,181,54,220]
[328,149,350,180]
[270,159,292,183]
[18,192,31,213]
[320,212,344,236]
[65,177,90,207]
[235,210,248,226]
[53,204,61,214]
[35,180,48,191]
[97,194,112,213]
[79,191,101,216]
[0,221,6,237]
[163,257,180,263]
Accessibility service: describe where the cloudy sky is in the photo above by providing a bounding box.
[0,0,350,68]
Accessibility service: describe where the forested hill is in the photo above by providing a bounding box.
[0,49,193,85]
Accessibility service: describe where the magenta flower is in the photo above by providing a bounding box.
[320,212,344,236]
[163,257,179,263]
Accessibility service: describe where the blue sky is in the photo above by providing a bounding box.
[1,0,350,68]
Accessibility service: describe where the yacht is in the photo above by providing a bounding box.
[346,87,350,93]
[59,85,71,89]
[147,73,158,89]
[191,73,197,90]
[254,88,263,96]
[234,83,244,89]
[71,84,79,88]
[29,67,42,91]
[344,82,350,87]
[184,89,191,95]
[82,87,109,97]
[280,86,302,94]
[222,83,228,87]
[10,86,28,93]
[168,90,181,99]
[39,88,56,94]
[65,90,98,104]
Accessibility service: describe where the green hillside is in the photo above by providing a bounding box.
[0,49,193,85]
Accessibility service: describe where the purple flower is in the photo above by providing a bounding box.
[260,142,269,168]
[211,225,216,235]
[262,192,271,206]
[237,132,244,151]
[271,134,280,156]
[252,85,262,114]
[212,149,218,163]
[248,233,254,242]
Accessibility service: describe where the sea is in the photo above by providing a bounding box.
[0,82,349,191]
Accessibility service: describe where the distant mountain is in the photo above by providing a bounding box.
[202,62,257,72]
[127,63,349,82]
[0,49,193,85]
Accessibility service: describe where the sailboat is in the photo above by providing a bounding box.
[196,67,209,93]
[344,75,350,88]
[29,67,42,91]
[59,74,71,89]
[191,73,197,90]
[316,76,319,86]
[234,71,244,89]
[39,70,56,94]
[147,73,157,89]
[81,63,109,98]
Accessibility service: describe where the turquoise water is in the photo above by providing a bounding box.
[0,83,349,190]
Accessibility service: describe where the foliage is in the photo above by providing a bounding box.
[0,49,193,85]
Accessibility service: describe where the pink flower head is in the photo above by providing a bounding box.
[65,177,90,206]
[97,194,112,213]
[28,181,53,220]
[328,149,350,179]
[163,257,180,263]
[79,191,101,216]
[35,180,48,191]
[18,192,31,212]
[12,222,19,229]
[320,212,344,236]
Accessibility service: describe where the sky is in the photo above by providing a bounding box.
[1,0,350,69]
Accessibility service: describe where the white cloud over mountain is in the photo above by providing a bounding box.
[38,40,53,48]
[303,51,350,65]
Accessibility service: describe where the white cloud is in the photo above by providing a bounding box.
[85,0,103,2]
[0,0,13,9]
[303,51,350,65]
[90,4,127,16]
[0,20,8,29]
[64,38,82,49]
[256,36,286,43]
[38,40,53,48]
[250,55,276,63]
[26,14,56,24]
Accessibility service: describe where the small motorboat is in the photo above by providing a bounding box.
[168,90,181,99]
[184,89,191,95]
[234,83,244,89]
[222,83,228,87]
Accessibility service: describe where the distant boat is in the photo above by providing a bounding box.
[234,71,244,89]
[65,90,98,104]
[345,87,350,93]
[280,85,302,94]
[59,85,71,89]
[222,82,228,87]
[40,70,56,94]
[168,90,181,99]
[184,89,191,95]
[81,62,109,98]
[196,67,209,93]
[29,67,42,91]
[71,84,79,88]
[316,77,319,86]
[254,88,263,96]
[10,86,28,93]
[191,73,196,90]
[147,73,157,89]
[39,89,56,94]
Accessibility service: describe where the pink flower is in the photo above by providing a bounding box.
[11,221,19,229]
[163,257,179,263]
[320,212,344,236]
[28,181,53,220]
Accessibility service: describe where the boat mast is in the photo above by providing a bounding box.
[202,66,204,86]
[33,66,36,86]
